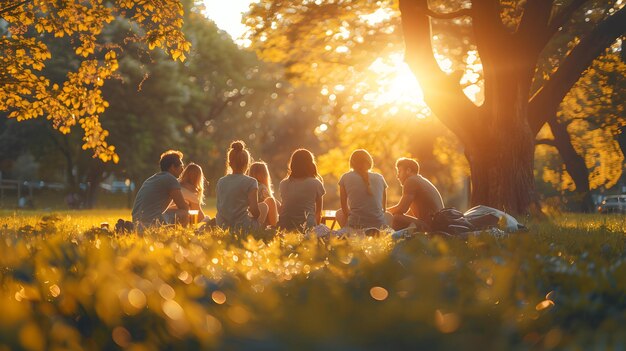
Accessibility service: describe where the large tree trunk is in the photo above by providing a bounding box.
[465,80,538,214]
[548,118,594,212]
[398,0,624,215]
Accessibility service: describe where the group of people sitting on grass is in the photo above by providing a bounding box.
[130,140,516,235]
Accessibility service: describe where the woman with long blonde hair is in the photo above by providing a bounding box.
[248,161,279,226]
[164,162,209,224]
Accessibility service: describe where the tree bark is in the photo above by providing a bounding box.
[547,118,594,212]
[400,0,540,215]
[465,80,538,215]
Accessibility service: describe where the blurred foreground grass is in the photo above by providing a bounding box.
[0,212,625,350]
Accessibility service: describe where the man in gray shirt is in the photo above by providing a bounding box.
[132,150,189,230]
[388,157,444,231]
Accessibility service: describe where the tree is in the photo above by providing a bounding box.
[537,49,625,211]
[245,0,625,214]
[0,0,190,161]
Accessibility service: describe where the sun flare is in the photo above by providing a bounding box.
[365,53,429,117]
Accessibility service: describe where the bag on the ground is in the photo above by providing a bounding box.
[431,208,474,235]
[463,205,526,232]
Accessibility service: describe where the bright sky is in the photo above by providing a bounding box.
[203,0,255,41]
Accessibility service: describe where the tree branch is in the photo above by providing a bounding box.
[426,8,472,20]
[398,0,478,144]
[548,0,589,35]
[516,0,554,49]
[470,0,514,112]
[529,5,626,134]
[535,138,556,147]
[0,0,30,16]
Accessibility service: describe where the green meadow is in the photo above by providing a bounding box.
[1,211,625,350]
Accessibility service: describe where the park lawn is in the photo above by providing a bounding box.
[0,199,217,230]
[0,212,625,350]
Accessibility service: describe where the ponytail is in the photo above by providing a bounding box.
[349,149,373,195]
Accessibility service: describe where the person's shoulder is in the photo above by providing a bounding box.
[216,174,230,185]
[243,174,256,181]
[370,172,385,181]
[416,174,435,186]
[159,172,180,185]
[244,175,258,186]
[404,175,422,189]
[338,171,352,183]
[310,177,325,192]
[309,177,324,185]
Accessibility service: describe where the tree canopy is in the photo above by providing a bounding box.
[245,0,625,214]
[0,0,190,162]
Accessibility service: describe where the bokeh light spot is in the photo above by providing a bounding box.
[163,300,185,320]
[49,284,61,298]
[435,310,460,333]
[369,286,388,301]
[128,288,146,309]
[211,291,227,305]
[112,326,131,347]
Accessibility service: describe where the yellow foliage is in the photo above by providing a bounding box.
[0,0,191,162]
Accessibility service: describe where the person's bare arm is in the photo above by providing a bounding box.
[339,184,349,218]
[315,195,323,225]
[388,179,416,215]
[382,187,387,212]
[189,201,206,219]
[248,189,260,218]
[169,189,189,212]
[275,198,282,211]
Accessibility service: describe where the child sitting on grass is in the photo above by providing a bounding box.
[248,161,279,227]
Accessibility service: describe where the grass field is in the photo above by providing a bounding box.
[0,211,625,350]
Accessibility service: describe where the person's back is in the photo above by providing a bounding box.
[406,174,444,227]
[131,150,188,229]
[277,177,325,230]
[132,171,181,226]
[216,173,258,229]
[339,170,387,228]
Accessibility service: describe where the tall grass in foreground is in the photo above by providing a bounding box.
[0,213,625,350]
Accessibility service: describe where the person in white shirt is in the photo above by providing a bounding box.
[248,161,279,226]
[164,163,209,224]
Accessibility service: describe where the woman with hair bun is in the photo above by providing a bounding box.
[216,140,265,231]
[336,149,389,229]
[277,148,326,232]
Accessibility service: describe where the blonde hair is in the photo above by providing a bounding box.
[227,140,251,174]
[248,161,273,195]
[179,163,205,205]
[350,149,373,195]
